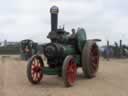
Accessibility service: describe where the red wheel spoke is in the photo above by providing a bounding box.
[31,64,35,69]
[89,45,99,74]
[34,58,38,66]
[32,60,35,65]
[31,69,34,74]
[37,72,41,79]
[37,60,40,65]
[33,73,36,81]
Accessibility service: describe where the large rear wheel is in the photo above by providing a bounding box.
[82,41,99,78]
[27,55,44,84]
[62,55,77,87]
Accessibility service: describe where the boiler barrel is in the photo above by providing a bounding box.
[63,45,77,56]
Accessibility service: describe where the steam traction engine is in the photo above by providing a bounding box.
[20,39,38,60]
[27,6,100,87]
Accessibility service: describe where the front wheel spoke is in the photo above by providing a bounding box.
[67,68,72,73]
[69,60,73,65]
[73,73,76,82]
[32,73,36,80]
[31,64,35,69]
[31,69,34,74]
[72,65,76,70]
[34,58,38,66]
[70,67,73,72]
[31,72,34,78]
[35,73,38,81]
[32,60,35,65]
[37,63,41,67]
[71,73,74,82]
[68,68,76,83]
[37,60,40,65]
[37,72,41,79]
[33,58,36,65]
[68,73,72,83]
[71,72,76,83]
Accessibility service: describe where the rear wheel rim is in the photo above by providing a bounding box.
[66,58,77,85]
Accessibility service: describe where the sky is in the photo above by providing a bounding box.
[0,0,128,45]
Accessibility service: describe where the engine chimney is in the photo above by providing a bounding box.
[50,6,59,32]
[120,40,122,49]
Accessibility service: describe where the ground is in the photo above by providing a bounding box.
[0,55,128,96]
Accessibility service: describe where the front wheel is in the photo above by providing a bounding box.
[62,55,77,87]
[27,55,44,84]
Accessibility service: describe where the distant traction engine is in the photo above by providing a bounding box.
[20,39,38,60]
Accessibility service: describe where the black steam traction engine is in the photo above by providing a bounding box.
[27,6,100,87]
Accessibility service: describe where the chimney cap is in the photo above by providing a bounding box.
[50,6,59,14]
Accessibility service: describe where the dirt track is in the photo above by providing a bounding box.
[0,55,128,96]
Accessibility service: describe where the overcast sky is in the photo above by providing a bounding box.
[0,0,128,45]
